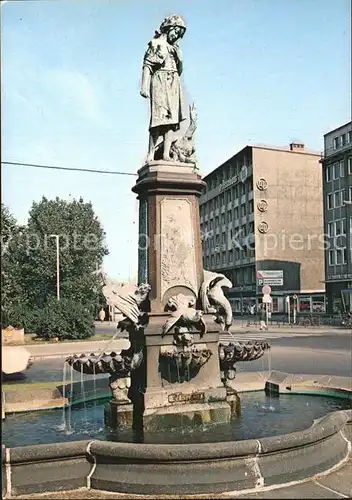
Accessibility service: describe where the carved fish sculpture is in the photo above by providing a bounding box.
[102,282,151,325]
[200,270,233,330]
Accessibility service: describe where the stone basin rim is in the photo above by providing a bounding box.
[3,390,351,497]
[89,410,351,461]
[5,408,352,463]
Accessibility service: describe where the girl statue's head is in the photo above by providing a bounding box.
[156,14,186,43]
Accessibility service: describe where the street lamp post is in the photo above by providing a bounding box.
[49,235,60,301]
[285,295,291,325]
[292,294,298,325]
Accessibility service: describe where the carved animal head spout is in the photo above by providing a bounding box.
[173,326,194,348]
[166,294,195,312]
[135,283,152,305]
[162,293,207,337]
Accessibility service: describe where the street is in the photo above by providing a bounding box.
[93,319,347,335]
[4,328,351,384]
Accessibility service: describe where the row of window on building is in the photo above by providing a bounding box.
[204,162,251,192]
[214,267,256,285]
[325,157,352,182]
[327,217,352,237]
[201,202,254,229]
[203,246,255,268]
[202,224,254,246]
[328,248,350,266]
[333,131,352,150]
[203,223,255,246]
[326,187,352,210]
[200,182,253,214]
[230,295,327,314]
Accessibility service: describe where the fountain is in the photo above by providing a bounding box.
[66,285,270,432]
[65,14,270,432]
[2,14,351,499]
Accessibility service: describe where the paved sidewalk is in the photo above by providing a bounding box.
[95,320,350,335]
[229,324,351,334]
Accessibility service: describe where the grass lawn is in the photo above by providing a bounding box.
[2,380,66,391]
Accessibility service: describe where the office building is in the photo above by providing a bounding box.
[199,142,325,314]
[321,121,352,313]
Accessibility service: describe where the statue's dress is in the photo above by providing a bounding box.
[143,35,186,131]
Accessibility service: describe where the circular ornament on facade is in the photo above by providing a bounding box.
[258,221,269,234]
[257,200,268,212]
[240,165,248,183]
[256,178,268,190]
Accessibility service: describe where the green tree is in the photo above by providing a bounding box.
[1,204,26,328]
[3,197,109,338]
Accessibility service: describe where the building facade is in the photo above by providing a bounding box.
[199,143,325,314]
[321,122,352,313]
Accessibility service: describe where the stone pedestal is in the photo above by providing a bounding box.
[132,161,205,312]
[141,314,232,429]
[104,376,134,429]
[104,401,133,428]
[131,161,233,430]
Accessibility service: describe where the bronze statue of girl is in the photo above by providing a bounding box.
[140,15,187,163]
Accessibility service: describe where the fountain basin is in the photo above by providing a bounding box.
[2,371,351,497]
[2,408,351,497]
[87,410,352,495]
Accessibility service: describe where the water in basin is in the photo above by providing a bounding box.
[3,391,351,448]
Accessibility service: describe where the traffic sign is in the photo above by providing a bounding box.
[257,270,283,287]
[257,270,283,279]
[262,294,272,304]
[262,285,272,295]
[262,278,283,286]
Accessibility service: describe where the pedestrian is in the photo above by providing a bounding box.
[259,304,268,331]
[98,308,106,322]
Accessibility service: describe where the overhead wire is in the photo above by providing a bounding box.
[1,161,138,176]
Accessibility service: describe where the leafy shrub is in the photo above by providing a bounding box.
[35,297,94,341]
[4,302,39,333]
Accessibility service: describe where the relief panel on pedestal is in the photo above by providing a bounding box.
[160,197,198,300]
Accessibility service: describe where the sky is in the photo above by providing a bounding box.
[2,0,351,281]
